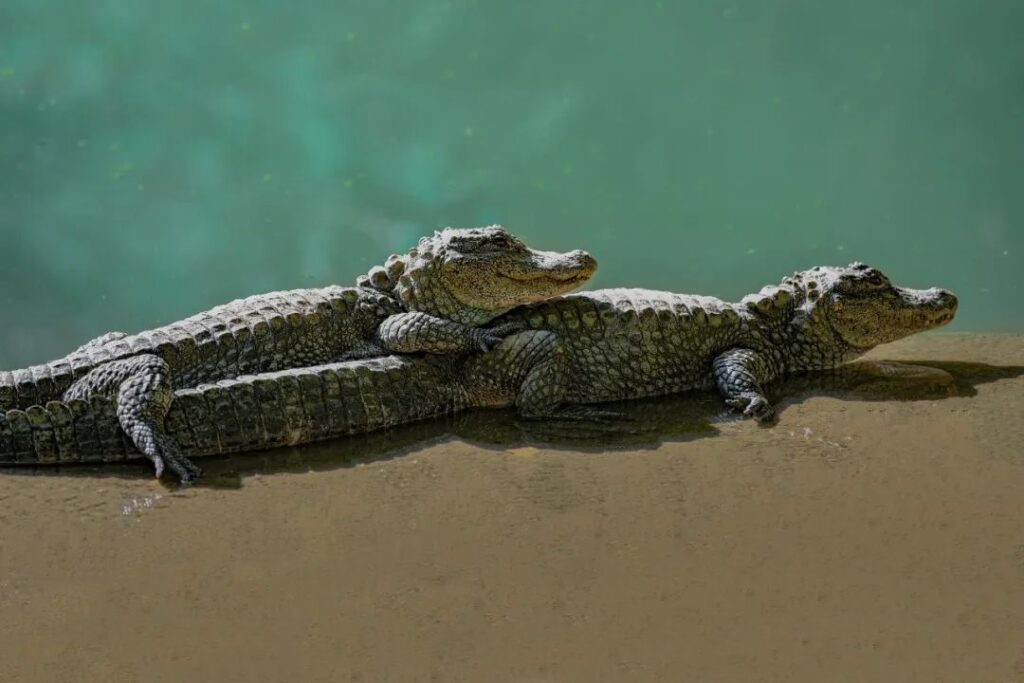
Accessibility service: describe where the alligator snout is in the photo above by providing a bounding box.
[519,249,597,282]
[934,288,958,311]
[932,289,958,325]
[899,286,958,327]
[560,250,598,280]
[923,288,958,317]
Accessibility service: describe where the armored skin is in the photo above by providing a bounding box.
[0,263,957,481]
[468,262,957,423]
[0,227,597,481]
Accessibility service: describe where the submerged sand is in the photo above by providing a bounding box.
[1,332,1023,682]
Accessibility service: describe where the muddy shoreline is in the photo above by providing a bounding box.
[2,332,1023,682]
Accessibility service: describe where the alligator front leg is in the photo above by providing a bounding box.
[377,312,521,354]
[712,348,779,424]
[468,330,625,423]
[63,355,202,483]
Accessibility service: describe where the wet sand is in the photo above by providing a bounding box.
[2,332,1023,682]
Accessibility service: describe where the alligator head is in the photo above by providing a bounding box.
[362,225,597,325]
[781,263,958,364]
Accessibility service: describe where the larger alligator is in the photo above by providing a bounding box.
[0,263,957,480]
[0,226,596,481]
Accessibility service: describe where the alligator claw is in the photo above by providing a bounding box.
[726,395,775,425]
[163,455,202,486]
[149,434,202,485]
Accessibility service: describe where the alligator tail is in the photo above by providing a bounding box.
[0,371,20,411]
[165,356,469,458]
[0,355,467,466]
[0,398,134,465]
[0,363,81,412]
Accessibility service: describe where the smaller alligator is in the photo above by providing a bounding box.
[0,227,596,481]
[0,263,957,480]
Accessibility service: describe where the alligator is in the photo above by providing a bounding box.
[0,263,957,481]
[0,226,596,481]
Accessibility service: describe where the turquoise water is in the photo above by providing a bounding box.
[1,1,1021,367]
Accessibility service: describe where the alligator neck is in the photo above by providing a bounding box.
[393,259,500,326]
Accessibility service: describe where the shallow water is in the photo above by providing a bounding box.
[2,332,1022,681]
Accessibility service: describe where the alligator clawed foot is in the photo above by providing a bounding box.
[726,395,776,425]
[150,434,202,485]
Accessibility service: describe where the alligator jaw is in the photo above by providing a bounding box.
[894,286,958,329]
[499,249,598,283]
[832,284,959,351]
[445,246,597,313]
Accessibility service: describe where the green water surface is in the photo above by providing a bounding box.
[1,0,1021,367]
